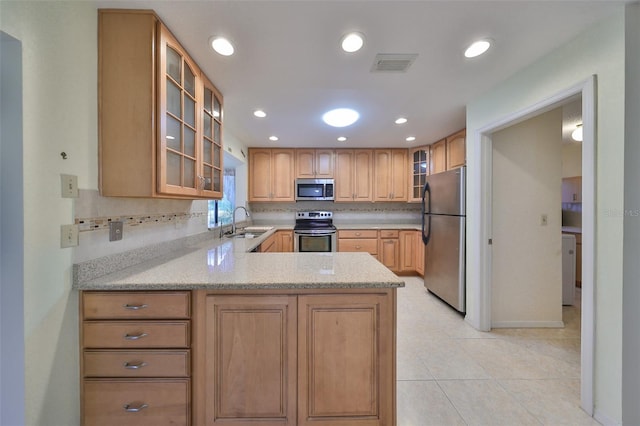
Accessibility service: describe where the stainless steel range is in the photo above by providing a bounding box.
[293,211,337,252]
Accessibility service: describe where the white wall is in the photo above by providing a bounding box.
[0,31,25,426]
[562,143,582,178]
[466,9,625,422]
[622,3,640,424]
[491,108,563,327]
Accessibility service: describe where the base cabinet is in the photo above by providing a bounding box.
[193,290,396,426]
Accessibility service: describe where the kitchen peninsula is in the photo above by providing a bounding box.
[74,230,404,426]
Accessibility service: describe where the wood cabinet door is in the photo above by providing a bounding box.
[415,230,425,276]
[204,295,297,425]
[379,237,400,272]
[315,150,334,178]
[297,293,394,426]
[200,75,224,198]
[334,150,355,202]
[446,129,466,170]
[430,139,447,175]
[390,149,408,201]
[249,149,273,201]
[409,147,429,202]
[353,150,373,202]
[271,149,295,201]
[276,230,293,253]
[399,230,416,273]
[373,150,392,201]
[296,149,316,178]
[157,23,201,198]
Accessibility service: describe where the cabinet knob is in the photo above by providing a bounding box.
[355,245,361,249]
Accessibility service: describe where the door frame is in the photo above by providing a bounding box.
[470,75,596,415]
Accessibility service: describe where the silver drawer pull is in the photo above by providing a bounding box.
[123,361,147,369]
[124,332,148,340]
[123,403,148,412]
[123,303,148,310]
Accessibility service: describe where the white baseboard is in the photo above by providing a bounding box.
[491,320,565,328]
[593,409,621,426]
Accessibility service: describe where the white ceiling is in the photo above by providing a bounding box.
[96,0,626,149]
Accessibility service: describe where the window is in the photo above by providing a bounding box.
[208,169,235,228]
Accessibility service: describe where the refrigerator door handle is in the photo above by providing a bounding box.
[421,182,431,245]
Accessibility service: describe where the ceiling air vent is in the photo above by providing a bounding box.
[371,54,418,73]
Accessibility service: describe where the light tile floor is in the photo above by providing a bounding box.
[396,277,598,426]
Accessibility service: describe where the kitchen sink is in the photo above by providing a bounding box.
[225,226,273,239]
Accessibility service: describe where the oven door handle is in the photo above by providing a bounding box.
[294,229,336,236]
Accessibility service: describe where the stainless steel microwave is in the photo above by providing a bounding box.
[295,178,335,201]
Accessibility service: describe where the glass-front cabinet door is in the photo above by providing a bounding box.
[201,76,223,199]
[409,146,429,202]
[158,25,200,197]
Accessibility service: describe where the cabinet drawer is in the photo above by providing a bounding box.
[338,239,378,255]
[83,292,190,320]
[83,321,190,349]
[83,379,189,426]
[338,229,378,239]
[83,350,189,378]
[379,230,400,239]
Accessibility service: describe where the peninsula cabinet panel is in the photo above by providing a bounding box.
[98,10,223,199]
[83,379,189,426]
[249,148,295,202]
[297,293,395,426]
[202,295,297,425]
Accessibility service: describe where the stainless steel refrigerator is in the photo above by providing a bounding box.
[421,167,466,313]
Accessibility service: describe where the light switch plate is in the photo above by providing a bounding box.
[109,221,123,242]
[61,174,79,198]
[61,224,79,248]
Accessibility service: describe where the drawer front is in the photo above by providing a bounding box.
[379,230,400,239]
[82,292,190,320]
[338,229,378,239]
[83,350,189,378]
[83,321,190,349]
[83,379,189,426]
[338,239,378,255]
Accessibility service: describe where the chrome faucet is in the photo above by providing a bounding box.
[232,206,250,234]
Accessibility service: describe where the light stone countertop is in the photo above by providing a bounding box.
[334,223,421,230]
[74,228,404,291]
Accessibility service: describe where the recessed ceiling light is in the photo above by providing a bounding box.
[571,124,583,142]
[464,39,491,58]
[269,136,279,141]
[253,110,266,118]
[395,117,408,125]
[406,136,416,142]
[210,36,234,56]
[341,32,365,53]
[337,136,347,142]
[322,108,359,127]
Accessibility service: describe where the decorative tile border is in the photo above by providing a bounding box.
[75,212,208,232]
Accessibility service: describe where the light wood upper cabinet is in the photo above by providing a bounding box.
[562,176,582,203]
[430,139,447,175]
[409,146,430,202]
[296,149,334,178]
[446,129,466,170]
[374,149,408,202]
[248,148,295,202]
[99,10,223,199]
[334,149,373,202]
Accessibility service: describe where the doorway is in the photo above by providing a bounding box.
[0,31,25,426]
[473,77,596,414]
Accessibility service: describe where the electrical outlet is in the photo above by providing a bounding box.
[109,221,123,242]
[61,224,79,248]
[540,214,548,226]
[61,174,79,198]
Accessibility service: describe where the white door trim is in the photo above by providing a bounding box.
[471,75,596,415]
